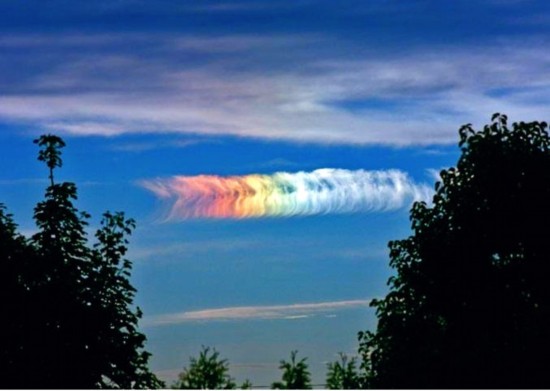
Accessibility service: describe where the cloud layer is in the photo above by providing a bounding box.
[140,168,433,220]
[143,299,372,326]
[1,29,549,145]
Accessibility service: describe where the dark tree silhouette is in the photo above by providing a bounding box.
[359,114,550,388]
[272,350,312,389]
[325,353,362,389]
[0,134,162,388]
[173,346,250,389]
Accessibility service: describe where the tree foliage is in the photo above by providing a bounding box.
[272,350,312,389]
[173,346,250,389]
[359,114,550,388]
[325,353,362,389]
[0,134,162,388]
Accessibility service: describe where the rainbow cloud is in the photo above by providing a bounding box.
[140,168,433,220]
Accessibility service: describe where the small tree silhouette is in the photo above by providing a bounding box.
[272,350,312,390]
[34,134,65,186]
[325,353,361,389]
[173,346,250,389]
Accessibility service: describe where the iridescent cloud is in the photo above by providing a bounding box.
[140,168,433,220]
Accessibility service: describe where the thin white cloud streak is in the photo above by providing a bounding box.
[181,1,293,13]
[129,236,387,264]
[0,34,549,145]
[143,299,372,327]
[0,33,130,48]
[108,138,204,152]
[129,238,262,261]
[0,178,48,186]
[172,34,317,53]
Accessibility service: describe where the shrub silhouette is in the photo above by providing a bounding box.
[325,353,361,389]
[173,346,251,389]
[0,135,162,388]
[272,350,312,389]
[359,114,550,388]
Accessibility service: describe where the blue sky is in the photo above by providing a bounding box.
[1,0,549,386]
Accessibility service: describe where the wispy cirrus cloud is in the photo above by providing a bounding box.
[0,31,549,145]
[142,299,372,326]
